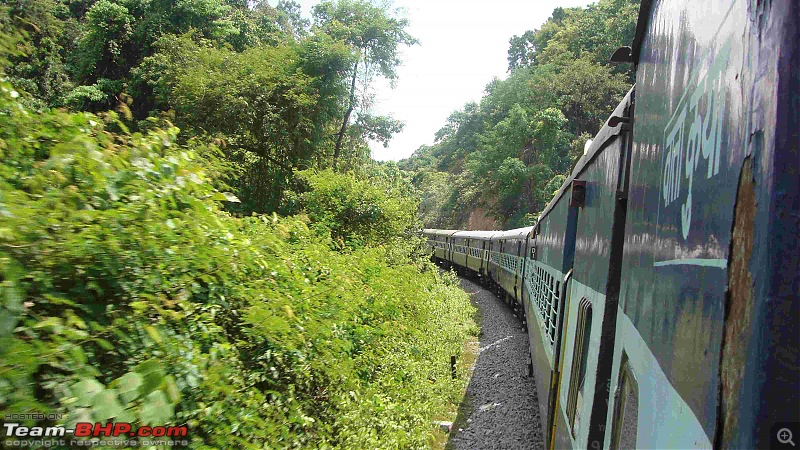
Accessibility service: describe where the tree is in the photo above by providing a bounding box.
[2,0,419,217]
[275,0,309,38]
[534,56,630,137]
[135,29,357,213]
[2,0,76,106]
[287,166,418,248]
[506,6,576,71]
[74,0,135,81]
[507,30,536,71]
[353,113,404,148]
[312,0,417,168]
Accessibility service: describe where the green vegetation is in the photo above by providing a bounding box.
[3,0,412,213]
[286,166,418,249]
[400,0,640,229]
[0,0,479,448]
[0,75,477,448]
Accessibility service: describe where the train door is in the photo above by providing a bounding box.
[460,237,465,268]
[458,238,469,275]
[491,237,502,287]
[518,235,531,326]
[467,237,472,272]
[468,238,481,273]
[466,237,472,270]
[503,237,515,299]
[513,240,522,302]
[446,235,453,265]
[481,239,489,277]
[497,238,505,295]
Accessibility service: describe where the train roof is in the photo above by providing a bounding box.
[421,229,459,237]
[496,226,534,240]
[452,230,500,239]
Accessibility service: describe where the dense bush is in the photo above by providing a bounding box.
[0,81,477,448]
[286,167,418,249]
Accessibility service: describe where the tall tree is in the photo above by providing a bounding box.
[311,0,416,169]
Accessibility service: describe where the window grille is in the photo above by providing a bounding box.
[523,261,565,348]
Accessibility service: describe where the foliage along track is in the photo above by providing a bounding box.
[447,276,545,450]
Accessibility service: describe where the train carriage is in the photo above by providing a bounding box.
[450,233,469,270]
[487,234,503,288]
[494,227,533,308]
[521,156,584,444]
[530,0,798,445]
[422,229,458,264]
[452,230,498,277]
[528,88,635,449]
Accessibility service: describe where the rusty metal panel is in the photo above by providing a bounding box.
[718,157,756,448]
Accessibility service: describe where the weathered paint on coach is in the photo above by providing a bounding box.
[610,0,800,448]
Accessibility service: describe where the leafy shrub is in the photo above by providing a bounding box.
[287,167,419,249]
[0,80,476,448]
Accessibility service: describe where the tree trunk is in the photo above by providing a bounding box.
[334,58,359,170]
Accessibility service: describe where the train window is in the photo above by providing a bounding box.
[611,357,638,449]
[566,298,593,436]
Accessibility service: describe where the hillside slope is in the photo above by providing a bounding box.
[401,0,640,229]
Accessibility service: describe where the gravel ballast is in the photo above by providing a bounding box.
[448,276,545,450]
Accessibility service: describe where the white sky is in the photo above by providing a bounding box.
[268,0,594,161]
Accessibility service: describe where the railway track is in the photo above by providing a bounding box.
[447,275,544,450]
